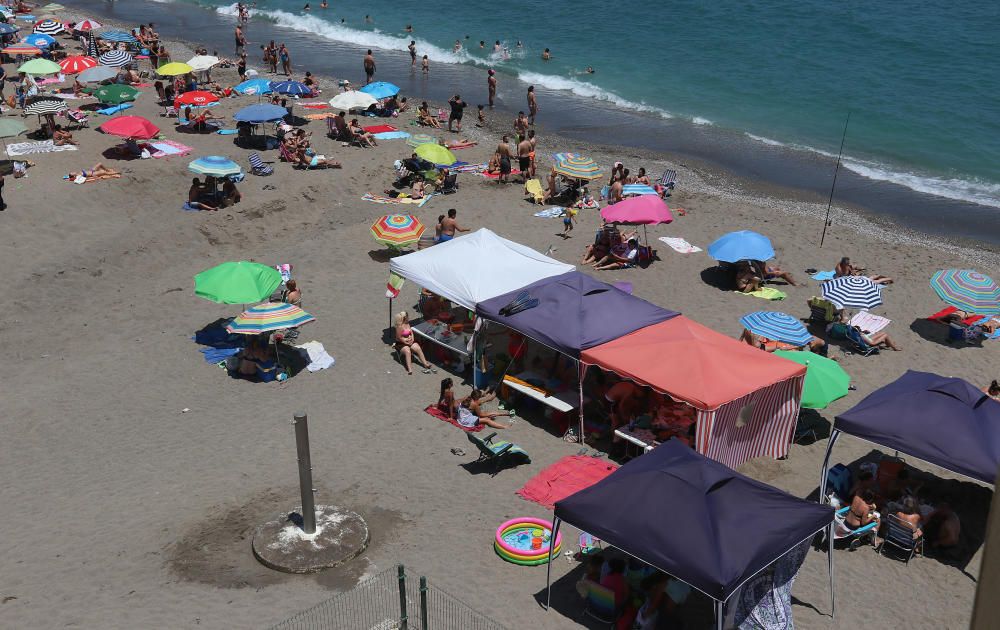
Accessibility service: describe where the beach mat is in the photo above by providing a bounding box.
[304,113,334,120]
[373,131,410,140]
[149,140,193,158]
[481,169,521,179]
[96,103,133,116]
[362,192,435,206]
[738,287,786,300]
[534,207,564,218]
[6,141,78,157]
[363,124,397,133]
[811,270,836,281]
[423,404,484,432]
[216,128,239,135]
[516,455,618,509]
[658,236,702,253]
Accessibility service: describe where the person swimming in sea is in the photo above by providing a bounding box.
[586,66,595,74]
[302,3,310,10]
[319,0,327,7]
[542,47,551,60]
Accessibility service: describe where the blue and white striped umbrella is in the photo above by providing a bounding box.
[98,30,136,43]
[269,80,311,96]
[739,311,813,346]
[98,50,133,68]
[622,184,658,196]
[189,155,242,177]
[821,276,883,310]
[21,33,55,48]
[234,78,273,96]
[32,19,63,35]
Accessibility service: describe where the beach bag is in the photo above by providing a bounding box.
[636,246,655,268]
[827,322,849,340]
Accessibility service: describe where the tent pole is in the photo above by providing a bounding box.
[828,521,836,619]
[715,600,724,630]
[388,297,393,331]
[577,362,586,443]
[818,430,841,504]
[544,517,561,611]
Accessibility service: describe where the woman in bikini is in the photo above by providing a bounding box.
[394,311,435,375]
[67,163,119,180]
[456,388,512,430]
[845,488,880,532]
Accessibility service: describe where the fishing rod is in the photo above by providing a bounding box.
[820,111,851,248]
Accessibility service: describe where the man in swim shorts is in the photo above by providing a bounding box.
[363,49,376,84]
[495,135,513,184]
[517,134,532,183]
[439,208,469,242]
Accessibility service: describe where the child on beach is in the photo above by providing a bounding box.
[421,55,429,74]
[561,207,577,238]
[476,104,486,127]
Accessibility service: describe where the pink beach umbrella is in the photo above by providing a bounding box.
[601,195,673,225]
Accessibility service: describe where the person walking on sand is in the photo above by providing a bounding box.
[487,68,497,107]
[527,129,537,177]
[408,40,416,67]
[364,49,376,84]
[440,208,470,242]
[235,24,246,57]
[527,85,538,125]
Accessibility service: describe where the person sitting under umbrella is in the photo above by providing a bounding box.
[52,124,78,147]
[753,260,797,286]
[188,177,218,211]
[735,261,762,293]
[221,179,242,207]
[593,236,640,271]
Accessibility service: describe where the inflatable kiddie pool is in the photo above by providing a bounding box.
[494,517,562,565]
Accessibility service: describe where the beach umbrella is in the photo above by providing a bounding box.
[234,78,273,96]
[2,43,42,56]
[930,269,1000,315]
[601,195,673,225]
[98,115,159,139]
[774,350,850,409]
[77,64,117,83]
[59,55,98,74]
[820,275,883,310]
[195,261,281,304]
[21,33,55,48]
[405,133,436,148]
[622,184,658,196]
[270,80,311,96]
[175,90,219,107]
[0,118,28,150]
[740,311,813,346]
[40,3,67,12]
[359,81,399,99]
[97,30,136,43]
[84,32,99,58]
[98,50,133,68]
[75,19,103,31]
[707,230,775,263]
[371,214,426,248]
[32,19,63,35]
[93,83,140,105]
[156,62,193,77]
[552,153,604,180]
[18,57,61,75]
[226,302,315,335]
[0,23,19,36]
[23,98,67,115]
[233,103,287,123]
[328,90,376,111]
[186,55,219,72]
[189,155,242,177]
[414,142,457,166]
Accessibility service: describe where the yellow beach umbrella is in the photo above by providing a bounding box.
[414,142,457,166]
[157,62,194,76]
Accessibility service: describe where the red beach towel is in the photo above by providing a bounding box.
[364,124,398,133]
[423,404,484,432]
[482,169,521,179]
[516,455,618,509]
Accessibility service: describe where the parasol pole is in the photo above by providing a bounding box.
[819,111,850,248]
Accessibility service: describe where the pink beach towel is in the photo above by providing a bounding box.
[516,455,618,509]
[149,139,193,159]
[424,405,484,432]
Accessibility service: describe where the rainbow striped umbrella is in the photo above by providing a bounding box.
[2,43,42,56]
[740,311,813,346]
[552,153,604,180]
[406,133,435,148]
[371,214,425,248]
[226,302,316,334]
[930,269,1000,315]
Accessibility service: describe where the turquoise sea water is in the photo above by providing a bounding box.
[177,0,1000,208]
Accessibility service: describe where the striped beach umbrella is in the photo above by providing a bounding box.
[98,50,133,68]
[371,214,426,248]
[552,153,604,180]
[75,19,103,31]
[22,33,55,48]
[226,303,316,335]
[930,269,1000,315]
[32,19,63,35]
[59,55,97,74]
[189,156,242,177]
[195,261,281,304]
[97,30,136,43]
[157,62,194,77]
[85,32,99,58]
[774,350,850,409]
[2,43,42,56]
[707,230,775,263]
[406,133,435,148]
[270,80,311,96]
[821,276,883,310]
[740,311,813,346]
[18,57,61,75]
[175,90,219,107]
[24,99,67,115]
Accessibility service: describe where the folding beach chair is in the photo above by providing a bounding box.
[656,169,677,196]
[278,142,298,164]
[833,506,879,551]
[579,579,621,626]
[466,432,530,475]
[248,153,273,176]
[878,514,923,563]
[439,173,458,194]
[807,296,838,325]
[64,109,89,129]
[845,326,880,356]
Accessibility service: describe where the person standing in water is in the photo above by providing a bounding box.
[234,24,246,57]
[542,47,551,60]
[364,49,376,83]
[487,69,497,107]
[527,85,538,125]
[408,40,416,67]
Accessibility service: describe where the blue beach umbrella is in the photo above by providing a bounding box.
[0,23,19,35]
[269,80,311,96]
[189,155,242,177]
[739,311,813,346]
[359,81,400,99]
[707,230,775,263]
[821,276,883,310]
[234,78,273,96]
[22,33,55,48]
[234,103,287,123]
[98,30,137,43]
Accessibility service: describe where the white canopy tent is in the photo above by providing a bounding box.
[389,229,574,311]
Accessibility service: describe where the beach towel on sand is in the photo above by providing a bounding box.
[305,113,335,121]
[297,340,335,372]
[363,124,397,133]
[534,207,565,218]
[424,404,484,432]
[216,128,239,135]
[738,287,787,300]
[481,169,521,179]
[149,140,193,158]
[373,131,410,140]
[96,103,133,116]
[658,236,702,253]
[6,141,78,157]
[811,270,836,281]
[363,192,435,206]
[516,455,619,509]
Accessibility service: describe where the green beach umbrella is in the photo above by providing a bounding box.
[93,84,140,105]
[774,350,850,409]
[194,261,282,304]
[0,118,27,151]
[18,58,61,76]
[414,142,457,166]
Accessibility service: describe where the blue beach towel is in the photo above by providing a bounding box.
[200,346,242,363]
[811,270,836,281]
[182,202,201,211]
[216,128,239,135]
[97,103,133,116]
[372,131,411,140]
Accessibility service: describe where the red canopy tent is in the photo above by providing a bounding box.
[581,316,806,469]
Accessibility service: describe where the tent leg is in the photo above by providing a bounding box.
[577,362,586,443]
[828,521,836,619]
[715,600,724,630]
[818,430,841,504]
[544,517,561,611]
[388,297,393,331]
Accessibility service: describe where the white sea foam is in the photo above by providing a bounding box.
[691,116,713,125]
[516,71,673,119]
[745,132,784,147]
[842,160,1000,209]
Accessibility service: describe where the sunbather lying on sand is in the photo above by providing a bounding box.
[66,163,119,180]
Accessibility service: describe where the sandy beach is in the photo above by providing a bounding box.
[0,8,997,629]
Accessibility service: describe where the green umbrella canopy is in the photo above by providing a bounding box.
[194,261,282,304]
[0,119,28,139]
[18,58,61,75]
[94,84,140,105]
[414,142,456,165]
[774,350,850,409]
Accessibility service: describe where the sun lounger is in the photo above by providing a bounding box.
[439,173,458,194]
[845,326,879,356]
[849,311,891,334]
[579,579,621,625]
[466,432,530,475]
[833,506,879,551]
[248,153,273,176]
[524,178,545,204]
[878,514,923,563]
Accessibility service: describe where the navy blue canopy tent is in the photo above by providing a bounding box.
[821,370,1000,495]
[546,440,834,627]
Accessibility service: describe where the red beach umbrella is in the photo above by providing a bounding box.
[98,115,160,139]
[174,90,219,107]
[76,19,104,31]
[59,55,98,75]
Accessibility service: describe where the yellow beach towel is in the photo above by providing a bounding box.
[737,287,786,300]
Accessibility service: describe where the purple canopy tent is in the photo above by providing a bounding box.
[545,440,835,628]
[476,271,678,439]
[820,370,1000,496]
